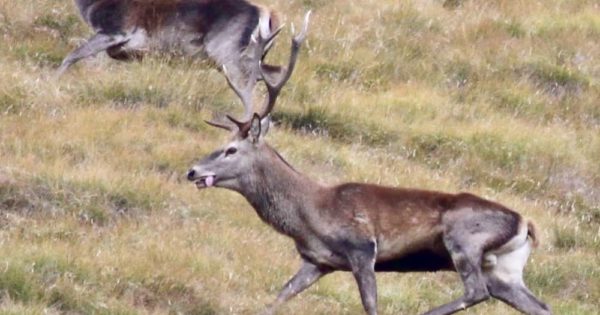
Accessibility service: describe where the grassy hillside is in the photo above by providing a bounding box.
[0,0,599,314]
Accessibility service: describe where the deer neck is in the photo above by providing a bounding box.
[235,145,320,237]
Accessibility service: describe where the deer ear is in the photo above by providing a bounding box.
[250,113,262,143]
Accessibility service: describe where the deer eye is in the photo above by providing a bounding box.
[225,147,238,156]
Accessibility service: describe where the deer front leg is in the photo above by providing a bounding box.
[348,241,378,315]
[262,260,331,315]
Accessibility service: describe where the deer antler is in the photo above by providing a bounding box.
[207,11,311,131]
[220,24,284,123]
[258,11,311,119]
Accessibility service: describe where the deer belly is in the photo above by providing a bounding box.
[118,27,204,57]
[376,230,444,261]
[375,249,454,272]
[149,26,205,57]
[374,231,453,272]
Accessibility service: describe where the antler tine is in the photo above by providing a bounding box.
[220,26,284,122]
[222,65,257,121]
[260,25,284,59]
[258,11,311,119]
[211,11,309,128]
[204,119,234,131]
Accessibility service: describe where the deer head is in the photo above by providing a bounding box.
[187,12,310,191]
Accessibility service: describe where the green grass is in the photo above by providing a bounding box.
[274,107,396,146]
[0,0,599,314]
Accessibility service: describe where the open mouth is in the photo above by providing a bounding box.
[195,175,216,189]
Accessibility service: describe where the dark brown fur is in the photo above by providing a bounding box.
[127,0,180,33]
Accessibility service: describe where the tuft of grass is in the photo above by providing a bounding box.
[274,107,395,146]
[0,264,42,304]
[78,82,173,108]
[314,62,358,83]
[129,276,218,314]
[553,226,580,250]
[33,13,81,41]
[11,40,67,67]
[0,174,169,224]
[524,60,590,97]
[553,195,600,228]
[405,131,533,174]
[161,108,209,133]
[489,89,547,119]
[0,87,28,115]
[504,20,526,38]
[405,133,465,168]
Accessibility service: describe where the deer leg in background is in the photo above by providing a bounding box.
[348,242,378,315]
[262,260,331,315]
[57,33,129,76]
[487,275,552,315]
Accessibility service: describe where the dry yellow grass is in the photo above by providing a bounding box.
[0,0,599,314]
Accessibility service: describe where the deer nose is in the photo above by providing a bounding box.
[187,169,196,181]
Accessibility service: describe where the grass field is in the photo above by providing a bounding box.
[0,0,599,314]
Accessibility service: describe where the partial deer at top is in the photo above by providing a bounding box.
[186,11,551,315]
[58,0,285,91]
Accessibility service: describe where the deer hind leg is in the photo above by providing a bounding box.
[57,33,129,76]
[487,278,552,315]
[422,229,493,315]
[484,241,552,315]
[261,260,331,315]
[422,247,490,315]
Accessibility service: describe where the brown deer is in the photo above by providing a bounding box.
[59,1,284,101]
[186,12,551,315]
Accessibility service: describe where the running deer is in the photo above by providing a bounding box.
[58,0,284,93]
[186,13,551,315]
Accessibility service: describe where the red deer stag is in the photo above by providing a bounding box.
[59,1,284,98]
[186,12,551,315]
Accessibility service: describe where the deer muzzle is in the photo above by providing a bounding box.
[187,169,216,189]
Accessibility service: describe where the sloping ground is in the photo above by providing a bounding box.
[0,0,599,314]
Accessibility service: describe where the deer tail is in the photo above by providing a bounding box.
[257,6,280,39]
[527,220,539,248]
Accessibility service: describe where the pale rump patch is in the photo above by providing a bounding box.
[257,6,272,39]
[484,221,531,284]
[490,219,529,255]
[254,6,279,54]
[487,241,531,285]
[122,28,148,51]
